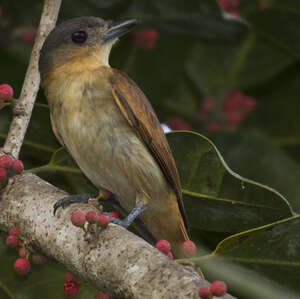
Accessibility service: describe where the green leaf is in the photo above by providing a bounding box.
[213,130,300,213]
[167,131,293,235]
[186,31,294,96]
[213,215,300,293]
[125,0,247,41]
[249,9,300,60]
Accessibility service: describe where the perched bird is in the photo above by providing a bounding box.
[39,16,189,257]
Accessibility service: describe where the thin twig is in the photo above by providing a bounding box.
[2,0,62,158]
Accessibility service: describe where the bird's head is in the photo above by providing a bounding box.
[39,16,137,75]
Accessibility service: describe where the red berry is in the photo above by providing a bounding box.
[0,167,6,182]
[31,253,46,264]
[155,240,171,254]
[210,280,227,297]
[99,188,112,199]
[11,160,24,173]
[218,0,239,10]
[98,214,110,228]
[108,211,120,219]
[64,271,76,282]
[18,247,26,258]
[0,84,14,100]
[166,251,173,259]
[198,286,212,299]
[71,211,86,228]
[6,235,19,248]
[9,226,20,236]
[86,211,98,224]
[165,117,192,131]
[205,122,221,132]
[63,280,80,298]
[95,291,110,299]
[202,97,216,112]
[133,28,159,49]
[181,240,197,257]
[20,29,36,44]
[14,258,30,275]
[0,155,13,168]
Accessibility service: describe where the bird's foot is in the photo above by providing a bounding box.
[103,204,148,228]
[53,191,121,216]
[53,193,95,215]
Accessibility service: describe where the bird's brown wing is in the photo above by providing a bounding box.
[109,68,189,235]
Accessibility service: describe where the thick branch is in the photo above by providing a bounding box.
[0,172,235,299]
[3,0,62,159]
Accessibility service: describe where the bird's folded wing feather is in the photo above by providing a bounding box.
[109,68,188,232]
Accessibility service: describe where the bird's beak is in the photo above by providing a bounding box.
[103,19,137,41]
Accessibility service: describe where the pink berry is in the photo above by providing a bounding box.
[166,251,173,259]
[6,235,19,248]
[18,247,26,258]
[0,167,6,182]
[99,188,112,199]
[198,286,212,299]
[205,122,221,132]
[64,271,76,282]
[165,117,192,131]
[98,214,110,228]
[133,28,159,50]
[11,160,24,174]
[71,211,86,228]
[108,211,120,219]
[9,226,20,236]
[14,258,30,275]
[95,291,110,299]
[63,280,80,298]
[210,280,227,297]
[20,29,36,44]
[155,240,171,254]
[86,211,98,224]
[218,0,239,10]
[202,97,216,112]
[0,84,13,100]
[181,240,197,257]
[0,155,13,168]
[31,253,46,264]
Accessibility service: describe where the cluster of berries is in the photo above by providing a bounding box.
[0,83,13,109]
[200,90,256,132]
[155,239,197,259]
[198,280,227,298]
[6,226,46,275]
[0,155,24,183]
[71,210,121,230]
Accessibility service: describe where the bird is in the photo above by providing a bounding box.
[39,16,189,257]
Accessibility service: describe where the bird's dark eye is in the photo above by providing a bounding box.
[72,31,88,43]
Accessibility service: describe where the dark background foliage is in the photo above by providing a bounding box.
[0,0,300,298]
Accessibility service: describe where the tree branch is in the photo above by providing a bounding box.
[2,0,62,159]
[0,172,235,299]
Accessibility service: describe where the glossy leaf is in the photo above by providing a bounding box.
[213,215,300,292]
[167,131,293,234]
